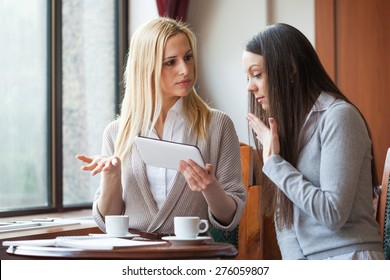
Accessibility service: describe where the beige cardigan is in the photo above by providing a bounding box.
[93,109,247,234]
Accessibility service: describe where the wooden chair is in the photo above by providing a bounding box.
[236,143,281,260]
[210,142,281,259]
[376,148,390,259]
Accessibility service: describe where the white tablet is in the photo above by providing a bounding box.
[134,136,205,170]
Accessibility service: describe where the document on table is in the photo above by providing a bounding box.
[0,220,80,232]
[2,236,167,250]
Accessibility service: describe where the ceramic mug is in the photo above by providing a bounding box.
[105,215,129,237]
[174,216,209,239]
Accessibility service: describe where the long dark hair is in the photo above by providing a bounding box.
[245,23,378,229]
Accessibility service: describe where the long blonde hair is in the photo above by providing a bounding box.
[115,17,210,160]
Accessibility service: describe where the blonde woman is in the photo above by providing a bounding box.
[76,18,246,236]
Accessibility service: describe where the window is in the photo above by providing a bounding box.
[62,0,116,206]
[0,0,128,216]
[0,0,50,212]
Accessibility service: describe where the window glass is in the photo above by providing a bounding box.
[62,0,116,206]
[0,0,50,211]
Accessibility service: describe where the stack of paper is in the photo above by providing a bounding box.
[2,236,167,250]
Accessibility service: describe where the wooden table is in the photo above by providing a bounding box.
[5,241,237,259]
[0,223,102,259]
[1,225,238,259]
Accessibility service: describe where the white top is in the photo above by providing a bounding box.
[147,98,185,209]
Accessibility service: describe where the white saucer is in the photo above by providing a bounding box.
[89,233,140,238]
[161,236,212,246]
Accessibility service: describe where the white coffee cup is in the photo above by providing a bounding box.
[105,215,129,237]
[174,216,209,239]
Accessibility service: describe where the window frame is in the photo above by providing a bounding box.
[0,0,128,218]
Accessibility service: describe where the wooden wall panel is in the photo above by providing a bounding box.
[314,0,336,80]
[336,0,390,177]
[316,0,390,178]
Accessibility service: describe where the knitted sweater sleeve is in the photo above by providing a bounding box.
[207,111,247,231]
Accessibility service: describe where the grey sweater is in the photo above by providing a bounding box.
[93,109,246,234]
[263,92,383,259]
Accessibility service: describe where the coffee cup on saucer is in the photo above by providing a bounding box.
[105,215,129,237]
[174,216,209,239]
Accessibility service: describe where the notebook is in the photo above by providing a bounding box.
[2,235,167,250]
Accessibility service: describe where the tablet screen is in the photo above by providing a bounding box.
[134,136,205,170]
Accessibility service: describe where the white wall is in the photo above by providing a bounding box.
[268,0,315,45]
[129,0,158,35]
[129,0,314,144]
[187,0,268,144]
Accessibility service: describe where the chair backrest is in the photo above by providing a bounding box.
[239,142,253,188]
[376,148,390,259]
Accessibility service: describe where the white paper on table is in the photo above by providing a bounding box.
[2,236,167,250]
